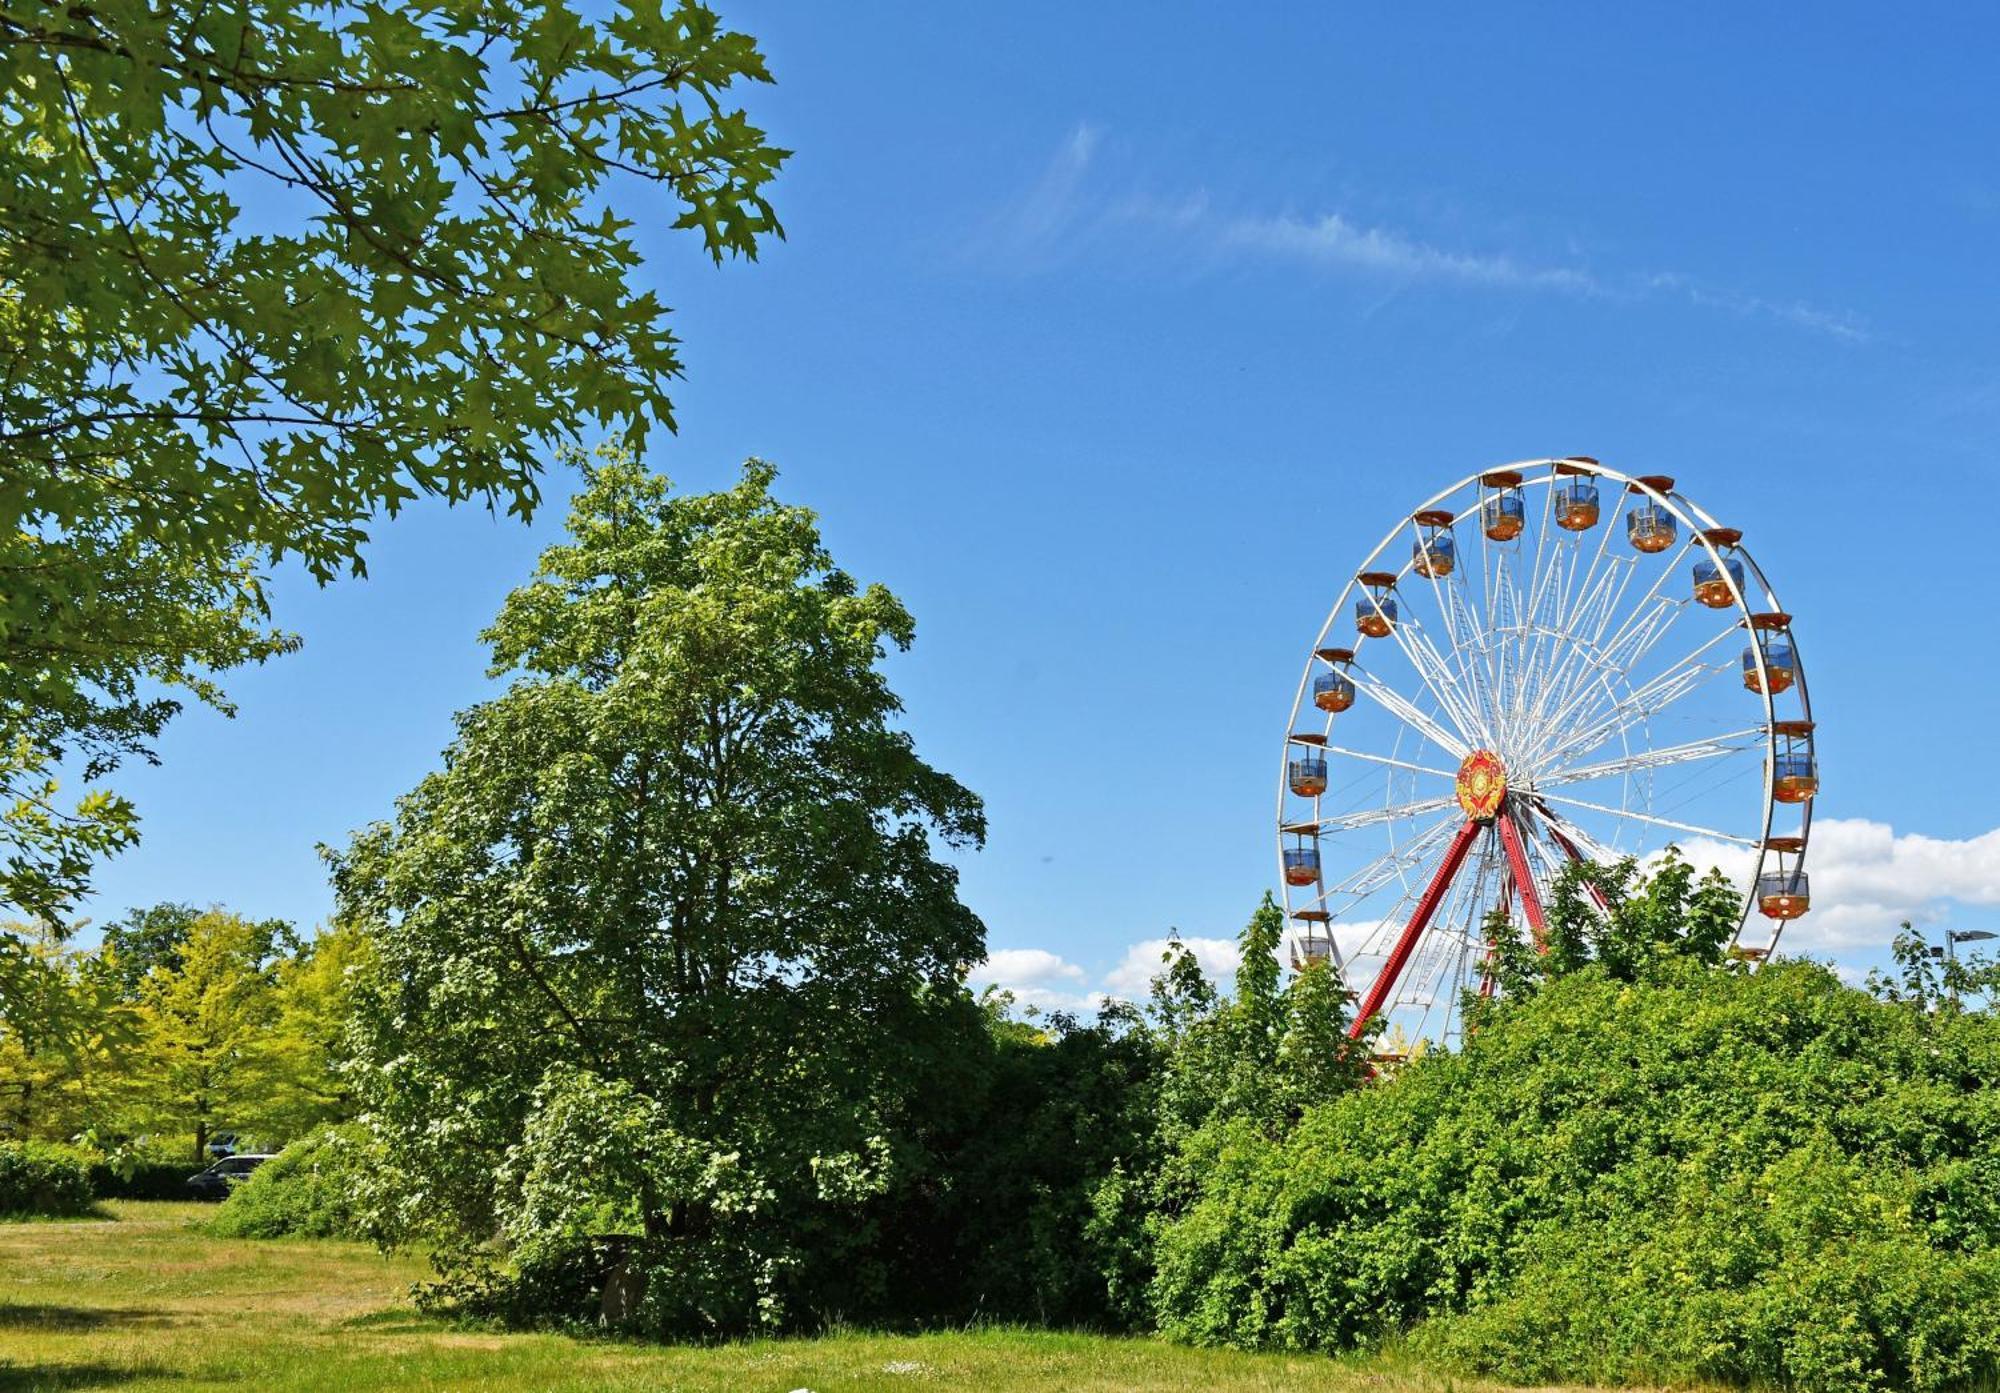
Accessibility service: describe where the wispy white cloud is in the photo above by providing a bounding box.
[961,121,1102,270]
[1219,212,1601,295]
[973,125,1867,342]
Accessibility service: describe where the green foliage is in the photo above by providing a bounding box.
[1,0,786,919]
[91,902,296,1001]
[0,1139,94,1216]
[914,997,1163,1329]
[0,921,134,1141]
[122,909,287,1161]
[1480,846,1740,1003]
[1151,957,2000,1391]
[86,1156,198,1202]
[336,454,984,1336]
[2,903,362,1168]
[1870,922,2000,1013]
[210,1124,382,1240]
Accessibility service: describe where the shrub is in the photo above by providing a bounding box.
[88,1158,202,1201]
[209,1125,384,1240]
[0,1141,95,1217]
[1151,960,2000,1392]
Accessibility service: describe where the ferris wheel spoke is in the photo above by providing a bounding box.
[1539,726,1768,787]
[1533,622,1741,773]
[1375,600,1486,745]
[1526,799,1623,871]
[1591,534,1697,658]
[1527,555,1639,741]
[1307,813,1465,918]
[1401,621,1493,745]
[1320,745,1458,780]
[1309,793,1462,834]
[1535,791,1758,848]
[1352,670,1471,760]
[1420,524,1506,742]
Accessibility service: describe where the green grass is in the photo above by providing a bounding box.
[0,1201,1699,1392]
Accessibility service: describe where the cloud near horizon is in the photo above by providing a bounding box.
[975,816,2000,1014]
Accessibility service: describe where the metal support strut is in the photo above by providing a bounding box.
[1346,817,1484,1039]
[1495,807,1547,949]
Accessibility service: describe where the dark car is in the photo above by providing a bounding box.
[185,1153,273,1200]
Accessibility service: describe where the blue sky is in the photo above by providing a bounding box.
[78,4,2000,1004]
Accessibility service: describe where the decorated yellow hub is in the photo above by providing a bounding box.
[1456,749,1507,821]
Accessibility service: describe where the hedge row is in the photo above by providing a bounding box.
[0,1142,95,1217]
[89,1159,202,1201]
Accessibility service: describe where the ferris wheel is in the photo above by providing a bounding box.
[1278,459,1815,1054]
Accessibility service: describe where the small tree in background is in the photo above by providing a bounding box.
[125,910,286,1161]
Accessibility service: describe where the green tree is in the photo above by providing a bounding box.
[241,921,372,1140]
[126,909,284,1161]
[0,921,131,1141]
[333,453,984,1335]
[1,0,787,920]
[91,901,295,1000]
[1481,846,1739,1006]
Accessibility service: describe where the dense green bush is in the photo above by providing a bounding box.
[0,1140,95,1216]
[88,1158,200,1201]
[1152,958,2000,1391]
[209,1125,383,1240]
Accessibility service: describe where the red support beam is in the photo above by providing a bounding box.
[1530,800,1612,911]
[1347,818,1484,1039]
[1478,874,1515,998]
[1495,808,1547,950]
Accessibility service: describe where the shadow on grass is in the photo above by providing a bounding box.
[0,1365,175,1390]
[339,1310,446,1336]
[0,1305,173,1332]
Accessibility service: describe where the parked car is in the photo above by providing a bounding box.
[186,1153,273,1200]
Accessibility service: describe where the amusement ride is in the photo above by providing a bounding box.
[1279,459,1815,1053]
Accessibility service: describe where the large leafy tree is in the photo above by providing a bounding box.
[1,0,787,919]
[334,454,985,1335]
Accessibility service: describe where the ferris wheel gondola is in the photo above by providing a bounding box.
[1279,459,1815,1051]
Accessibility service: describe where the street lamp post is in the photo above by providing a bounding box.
[1944,929,1996,1009]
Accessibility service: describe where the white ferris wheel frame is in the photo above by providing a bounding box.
[1277,459,1815,1047]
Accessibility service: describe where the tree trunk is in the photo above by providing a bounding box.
[193,1119,208,1164]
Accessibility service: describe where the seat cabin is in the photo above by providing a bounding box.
[1553,459,1600,531]
[1282,830,1322,886]
[1757,838,1810,920]
[1355,572,1398,638]
[1771,720,1818,804]
[1693,528,1746,607]
[1757,870,1811,919]
[1412,510,1456,578]
[1741,613,1796,696]
[1313,648,1357,712]
[1289,909,1333,970]
[1288,733,1329,797]
[1481,470,1526,541]
[1625,477,1677,553]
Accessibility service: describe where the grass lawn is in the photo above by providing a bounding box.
[0,1201,1684,1392]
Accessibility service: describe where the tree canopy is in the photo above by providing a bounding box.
[1,0,787,919]
[334,453,985,1333]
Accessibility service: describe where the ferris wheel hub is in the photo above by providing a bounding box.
[1455,749,1508,821]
